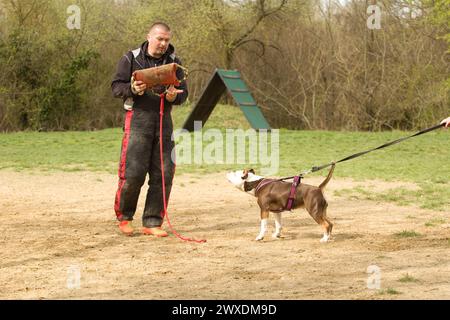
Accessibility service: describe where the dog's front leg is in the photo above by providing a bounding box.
[272,212,282,239]
[256,210,269,241]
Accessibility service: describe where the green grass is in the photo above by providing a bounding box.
[334,184,450,211]
[424,218,446,227]
[0,129,121,173]
[398,274,419,283]
[394,230,421,238]
[172,103,252,130]
[0,104,449,210]
[378,288,402,295]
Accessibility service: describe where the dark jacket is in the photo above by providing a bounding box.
[111,41,188,112]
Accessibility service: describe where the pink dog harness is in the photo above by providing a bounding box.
[255,176,302,212]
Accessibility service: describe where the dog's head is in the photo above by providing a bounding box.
[226,169,262,192]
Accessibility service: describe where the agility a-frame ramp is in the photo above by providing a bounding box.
[182,69,271,132]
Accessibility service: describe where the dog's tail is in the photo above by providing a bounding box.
[318,163,335,190]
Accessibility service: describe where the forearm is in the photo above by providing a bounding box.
[112,81,134,99]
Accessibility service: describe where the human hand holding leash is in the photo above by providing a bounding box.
[165,85,183,102]
[441,117,450,128]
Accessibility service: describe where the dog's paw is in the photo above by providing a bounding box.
[320,234,330,243]
[272,233,281,239]
[255,235,264,241]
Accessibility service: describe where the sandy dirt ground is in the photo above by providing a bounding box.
[0,170,449,300]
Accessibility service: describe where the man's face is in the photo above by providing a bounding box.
[147,26,171,58]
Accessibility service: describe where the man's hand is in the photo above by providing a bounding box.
[131,76,146,96]
[165,85,184,102]
[441,117,450,128]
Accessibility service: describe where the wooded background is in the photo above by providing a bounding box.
[0,0,448,131]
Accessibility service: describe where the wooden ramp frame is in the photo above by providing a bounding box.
[182,69,271,131]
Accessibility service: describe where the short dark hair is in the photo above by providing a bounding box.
[149,22,171,33]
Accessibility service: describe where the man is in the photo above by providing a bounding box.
[111,22,188,237]
[441,117,450,128]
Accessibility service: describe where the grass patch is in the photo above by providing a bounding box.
[378,288,402,295]
[424,218,446,227]
[172,104,251,131]
[398,274,418,283]
[386,288,401,295]
[334,184,450,212]
[394,230,421,238]
[1,103,449,210]
[0,129,122,174]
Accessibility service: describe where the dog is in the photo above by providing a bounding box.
[226,164,335,242]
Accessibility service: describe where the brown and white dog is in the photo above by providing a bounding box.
[226,165,335,242]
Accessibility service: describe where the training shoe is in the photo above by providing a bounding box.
[142,227,168,237]
[119,221,134,236]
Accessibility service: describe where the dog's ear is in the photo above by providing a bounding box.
[249,169,255,175]
[241,169,249,180]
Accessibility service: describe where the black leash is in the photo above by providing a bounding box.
[280,122,445,181]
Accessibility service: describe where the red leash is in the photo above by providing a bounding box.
[159,93,206,243]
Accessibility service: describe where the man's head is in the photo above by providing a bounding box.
[147,22,172,58]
